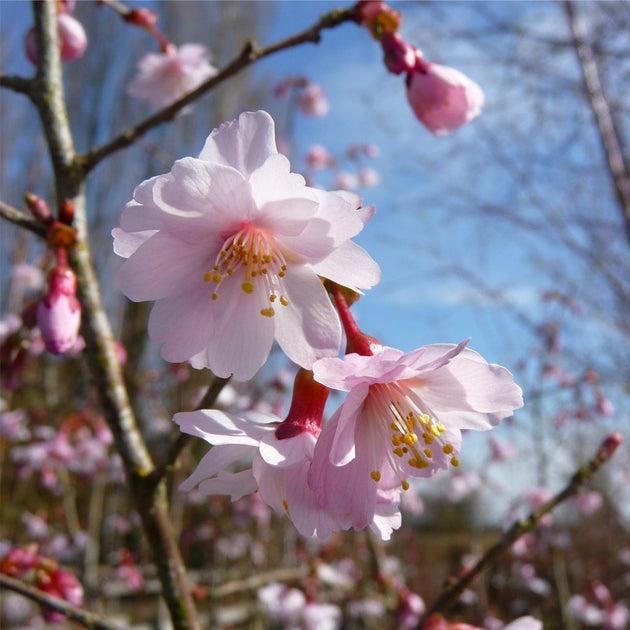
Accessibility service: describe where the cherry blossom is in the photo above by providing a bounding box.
[127,43,218,110]
[406,56,484,135]
[114,111,380,380]
[25,13,87,64]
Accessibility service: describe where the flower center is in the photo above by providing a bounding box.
[366,381,459,490]
[203,223,290,318]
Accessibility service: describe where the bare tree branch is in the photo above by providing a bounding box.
[76,5,358,174]
[416,432,624,626]
[0,573,127,630]
[565,0,630,245]
[0,74,34,94]
[0,200,47,238]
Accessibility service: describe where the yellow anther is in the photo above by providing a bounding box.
[401,480,409,491]
[424,448,433,458]
[279,296,289,306]
[402,447,408,453]
[443,444,454,455]
[392,435,401,446]
[226,269,233,275]
[282,499,289,515]
[390,423,398,432]
[270,294,277,302]
[422,433,433,445]
[260,307,275,317]
[428,424,441,437]
[278,271,285,278]
[212,273,222,284]
[261,268,268,274]
[370,470,381,482]
[402,433,418,446]
[437,422,445,433]
[241,281,254,294]
[393,447,404,458]
[203,272,213,282]
[212,293,218,301]
[419,414,430,425]
[450,457,460,467]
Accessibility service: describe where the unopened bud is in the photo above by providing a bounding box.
[125,7,159,29]
[24,14,87,65]
[24,193,52,224]
[58,199,74,225]
[597,432,623,461]
[381,32,418,75]
[356,1,401,39]
[37,265,81,355]
[47,221,78,250]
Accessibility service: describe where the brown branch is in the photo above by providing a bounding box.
[0,573,127,630]
[416,432,624,627]
[76,5,358,174]
[30,2,200,628]
[0,74,34,94]
[564,1,630,245]
[0,200,47,238]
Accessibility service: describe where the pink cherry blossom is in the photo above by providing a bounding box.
[36,264,81,355]
[114,111,380,380]
[308,340,522,533]
[306,144,336,171]
[406,58,484,135]
[127,43,218,110]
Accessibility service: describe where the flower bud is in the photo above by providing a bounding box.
[406,59,484,135]
[24,193,52,224]
[37,265,81,355]
[24,13,87,65]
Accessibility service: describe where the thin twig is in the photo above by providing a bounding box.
[149,376,232,490]
[416,432,624,627]
[564,1,630,245]
[76,5,358,174]
[0,573,127,630]
[0,200,48,238]
[0,74,33,94]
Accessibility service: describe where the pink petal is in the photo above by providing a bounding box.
[203,284,276,380]
[197,469,258,501]
[147,290,216,361]
[259,432,315,468]
[117,232,211,301]
[329,386,368,466]
[198,111,278,177]
[274,266,342,369]
[111,227,155,258]
[309,240,381,291]
[179,444,254,490]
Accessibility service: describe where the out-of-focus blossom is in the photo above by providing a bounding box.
[406,56,484,135]
[0,409,30,442]
[400,486,425,517]
[347,597,386,620]
[22,513,50,541]
[503,618,543,630]
[114,111,379,380]
[258,582,305,626]
[306,144,336,171]
[574,490,603,515]
[355,1,401,39]
[334,170,360,190]
[358,166,380,187]
[296,83,329,117]
[447,470,481,502]
[11,263,44,293]
[488,437,517,462]
[37,264,81,355]
[25,13,87,64]
[317,559,359,589]
[0,314,22,345]
[127,43,217,110]
[397,590,425,628]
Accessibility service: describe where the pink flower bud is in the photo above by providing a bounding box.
[597,432,623,461]
[406,60,484,135]
[37,266,81,355]
[57,14,87,61]
[381,32,417,75]
[24,13,87,65]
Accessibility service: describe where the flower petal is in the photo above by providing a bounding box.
[198,110,278,176]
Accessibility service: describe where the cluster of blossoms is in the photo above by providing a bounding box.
[114,110,522,540]
[0,546,83,623]
[356,0,484,135]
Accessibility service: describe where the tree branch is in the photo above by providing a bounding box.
[0,200,47,238]
[416,432,624,626]
[76,5,358,173]
[564,1,630,245]
[0,573,127,630]
[30,2,200,628]
[0,74,34,94]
